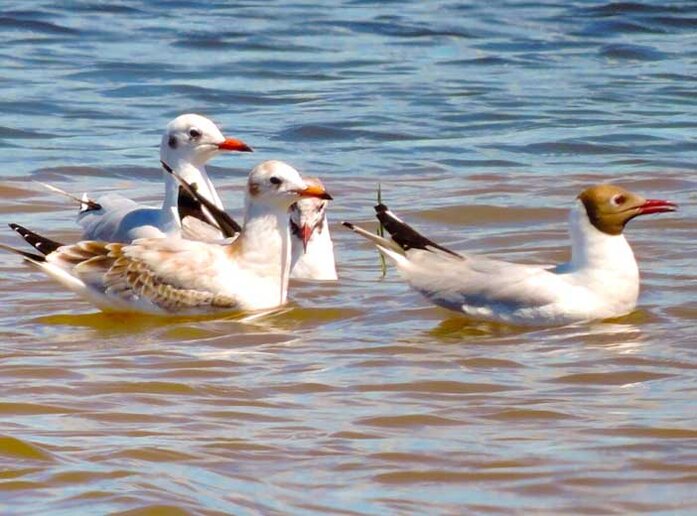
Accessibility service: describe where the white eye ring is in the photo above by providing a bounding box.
[611,194,626,206]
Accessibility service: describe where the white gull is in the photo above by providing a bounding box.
[289,177,337,281]
[40,113,252,243]
[343,184,677,326]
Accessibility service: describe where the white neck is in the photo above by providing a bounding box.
[238,201,292,305]
[567,202,636,272]
[290,218,337,280]
[558,202,640,315]
[161,161,224,232]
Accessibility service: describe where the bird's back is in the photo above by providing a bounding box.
[77,193,167,242]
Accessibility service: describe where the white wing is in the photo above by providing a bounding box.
[77,193,167,243]
[395,248,569,312]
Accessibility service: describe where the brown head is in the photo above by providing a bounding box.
[577,184,677,235]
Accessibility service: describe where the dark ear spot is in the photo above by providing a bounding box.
[168,135,177,149]
[249,183,260,196]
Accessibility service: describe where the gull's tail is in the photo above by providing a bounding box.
[9,223,64,256]
[34,181,101,213]
[374,204,461,258]
[0,242,46,263]
[341,220,407,268]
[341,221,403,252]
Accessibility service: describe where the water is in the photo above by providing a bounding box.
[1,0,696,513]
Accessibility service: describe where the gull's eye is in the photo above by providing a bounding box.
[611,194,626,206]
[270,176,282,186]
[189,128,201,139]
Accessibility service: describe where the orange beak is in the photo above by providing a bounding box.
[297,183,332,200]
[217,138,253,152]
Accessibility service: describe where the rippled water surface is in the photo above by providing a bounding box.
[1,1,696,513]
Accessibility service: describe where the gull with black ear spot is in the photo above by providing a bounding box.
[37,113,252,243]
[289,177,338,281]
[343,184,677,326]
[3,161,332,315]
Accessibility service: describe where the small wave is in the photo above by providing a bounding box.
[599,43,667,61]
[0,17,79,36]
[0,126,55,139]
[576,19,667,36]
[0,435,54,462]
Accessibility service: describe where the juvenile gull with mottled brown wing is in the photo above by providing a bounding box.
[3,161,331,315]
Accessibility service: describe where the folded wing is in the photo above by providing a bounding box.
[43,237,240,313]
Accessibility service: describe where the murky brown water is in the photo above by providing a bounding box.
[1,170,695,514]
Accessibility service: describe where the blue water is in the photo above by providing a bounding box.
[2,1,696,180]
[1,1,696,514]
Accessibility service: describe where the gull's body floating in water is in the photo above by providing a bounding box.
[343,185,677,326]
[3,161,331,315]
[39,113,252,243]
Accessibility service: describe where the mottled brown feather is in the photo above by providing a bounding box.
[102,251,238,311]
[52,240,239,312]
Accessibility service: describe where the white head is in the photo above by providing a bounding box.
[246,161,332,212]
[289,177,330,252]
[160,113,252,169]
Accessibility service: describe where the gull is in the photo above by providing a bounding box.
[2,161,331,315]
[39,113,252,243]
[289,177,338,281]
[343,184,677,326]
[168,171,338,281]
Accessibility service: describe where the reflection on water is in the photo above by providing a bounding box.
[1,0,696,513]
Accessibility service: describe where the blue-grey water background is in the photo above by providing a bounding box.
[0,1,696,514]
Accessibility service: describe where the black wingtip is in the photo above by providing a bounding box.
[161,160,174,174]
[9,223,63,255]
[371,205,461,258]
[163,160,242,237]
[16,249,46,262]
[81,199,102,213]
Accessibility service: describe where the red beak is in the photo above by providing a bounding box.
[218,138,253,152]
[300,225,313,252]
[637,199,678,215]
